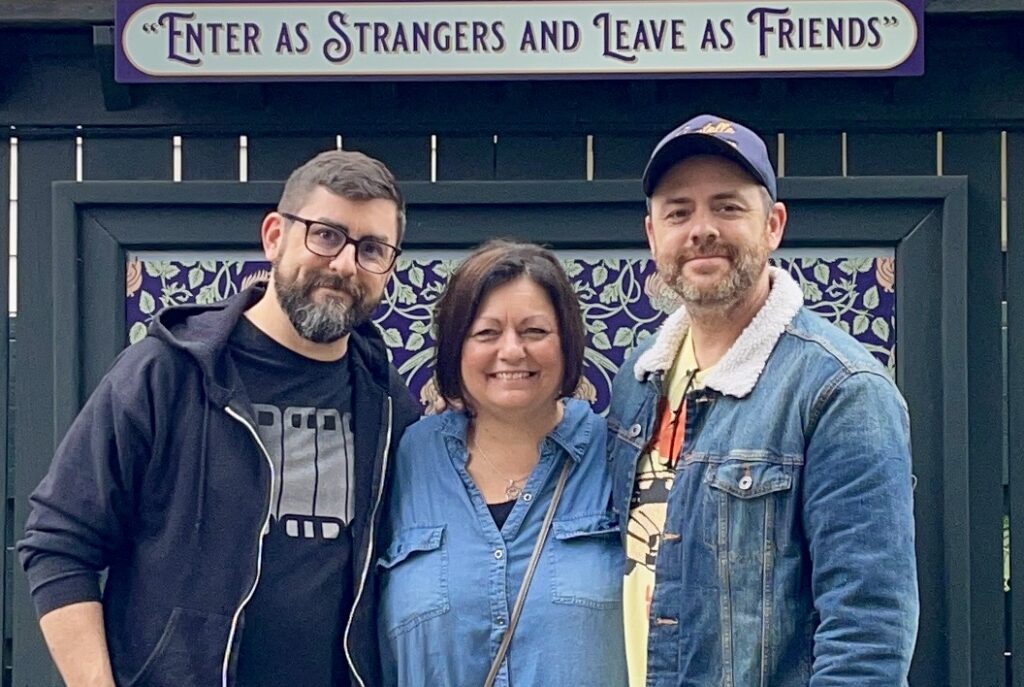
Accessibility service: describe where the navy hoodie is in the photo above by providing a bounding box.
[18,286,420,687]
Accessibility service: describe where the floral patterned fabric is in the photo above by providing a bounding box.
[127,256,896,414]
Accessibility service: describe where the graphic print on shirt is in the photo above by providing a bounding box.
[626,450,676,577]
[623,332,706,687]
[253,404,355,539]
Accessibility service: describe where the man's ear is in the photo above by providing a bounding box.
[766,201,787,251]
[261,212,286,262]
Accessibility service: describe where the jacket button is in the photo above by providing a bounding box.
[628,423,642,437]
[738,475,753,490]
[494,549,504,559]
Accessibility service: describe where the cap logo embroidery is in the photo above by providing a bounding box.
[698,121,736,135]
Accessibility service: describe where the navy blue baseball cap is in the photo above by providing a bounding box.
[642,114,777,201]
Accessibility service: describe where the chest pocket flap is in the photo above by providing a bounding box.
[377,525,445,569]
[552,512,620,540]
[377,524,449,638]
[709,461,793,499]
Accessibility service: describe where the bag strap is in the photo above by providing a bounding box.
[483,458,572,687]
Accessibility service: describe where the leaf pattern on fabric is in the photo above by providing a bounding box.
[127,256,896,413]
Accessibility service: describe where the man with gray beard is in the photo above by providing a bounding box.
[19,150,420,687]
[609,114,918,686]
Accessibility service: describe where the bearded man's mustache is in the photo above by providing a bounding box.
[303,276,364,300]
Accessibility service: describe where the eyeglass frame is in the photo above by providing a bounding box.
[279,211,402,274]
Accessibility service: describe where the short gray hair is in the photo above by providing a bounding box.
[278,150,407,244]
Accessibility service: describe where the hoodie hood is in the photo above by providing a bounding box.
[149,285,262,409]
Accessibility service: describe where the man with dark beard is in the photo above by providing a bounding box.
[18,151,420,687]
[609,115,918,686]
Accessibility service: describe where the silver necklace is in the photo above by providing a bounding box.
[471,441,532,500]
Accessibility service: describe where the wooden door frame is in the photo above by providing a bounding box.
[11,175,973,684]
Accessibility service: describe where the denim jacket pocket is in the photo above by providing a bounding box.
[702,460,799,680]
[549,513,623,609]
[703,460,795,555]
[377,525,450,638]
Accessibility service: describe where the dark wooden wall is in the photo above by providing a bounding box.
[0,11,1019,687]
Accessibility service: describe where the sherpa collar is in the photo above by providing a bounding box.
[633,266,804,398]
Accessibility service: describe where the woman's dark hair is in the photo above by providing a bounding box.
[433,240,586,405]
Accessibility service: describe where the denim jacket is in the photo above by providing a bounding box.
[608,267,918,686]
[378,398,627,687]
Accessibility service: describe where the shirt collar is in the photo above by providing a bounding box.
[438,398,591,464]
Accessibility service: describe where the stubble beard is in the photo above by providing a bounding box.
[272,259,380,344]
[661,234,770,313]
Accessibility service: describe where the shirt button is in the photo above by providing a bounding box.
[494,549,504,560]
[628,423,642,437]
[738,475,753,491]
[522,493,533,502]
[496,616,506,626]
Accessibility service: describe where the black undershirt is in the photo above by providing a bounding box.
[230,317,355,687]
[488,500,516,530]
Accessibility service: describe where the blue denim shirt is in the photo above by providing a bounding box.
[378,398,627,687]
[608,268,918,686]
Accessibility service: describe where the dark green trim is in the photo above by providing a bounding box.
[897,180,971,685]
[13,137,74,687]
[927,0,1024,13]
[92,26,131,112]
[46,176,971,685]
[1007,132,1024,687]
[0,0,110,27]
[0,132,9,684]
[944,132,1007,686]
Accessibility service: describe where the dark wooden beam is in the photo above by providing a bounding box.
[0,0,1023,27]
[927,0,1024,13]
[92,25,131,111]
[0,1,111,27]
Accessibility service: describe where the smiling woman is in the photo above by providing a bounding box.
[458,277,565,426]
[378,240,627,687]
[433,240,585,414]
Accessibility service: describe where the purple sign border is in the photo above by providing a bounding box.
[115,0,925,84]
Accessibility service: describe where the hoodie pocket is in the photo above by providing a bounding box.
[126,607,232,687]
[377,525,450,638]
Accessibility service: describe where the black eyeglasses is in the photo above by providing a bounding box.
[280,212,402,274]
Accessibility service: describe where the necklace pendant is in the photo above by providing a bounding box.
[505,482,523,500]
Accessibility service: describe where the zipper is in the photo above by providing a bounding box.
[221,405,276,687]
[343,395,393,687]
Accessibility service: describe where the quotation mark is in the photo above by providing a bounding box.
[881,16,899,27]
[141,22,161,33]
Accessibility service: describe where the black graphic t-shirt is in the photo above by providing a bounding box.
[231,316,355,687]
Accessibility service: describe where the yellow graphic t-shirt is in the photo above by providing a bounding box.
[623,333,710,687]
